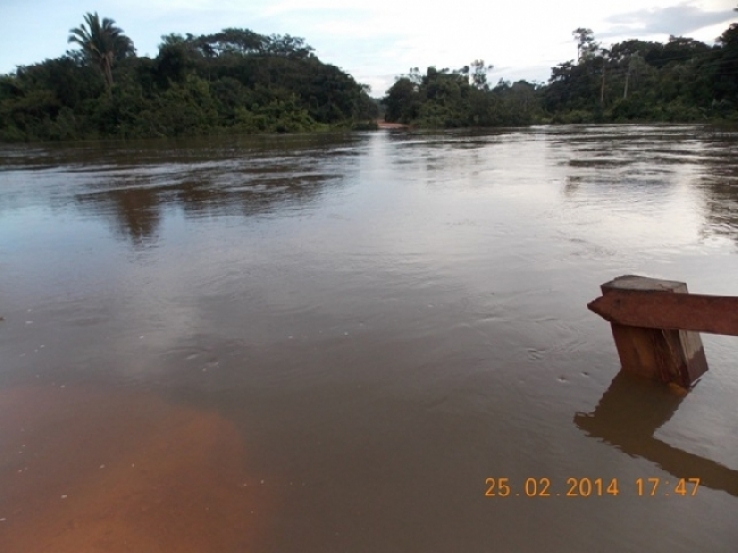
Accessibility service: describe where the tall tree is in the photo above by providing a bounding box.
[470,59,493,90]
[573,28,598,62]
[68,12,134,93]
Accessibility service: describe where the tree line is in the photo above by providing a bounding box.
[382,62,540,127]
[2,13,738,141]
[383,20,738,127]
[0,13,378,141]
[544,24,738,123]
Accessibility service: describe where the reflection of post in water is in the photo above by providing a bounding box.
[575,371,738,497]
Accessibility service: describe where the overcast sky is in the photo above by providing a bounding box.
[1,0,736,96]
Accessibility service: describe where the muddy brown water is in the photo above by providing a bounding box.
[1,126,737,552]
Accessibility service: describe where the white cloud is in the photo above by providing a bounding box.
[603,2,735,37]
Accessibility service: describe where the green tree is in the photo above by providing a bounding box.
[470,59,493,90]
[573,28,598,62]
[383,77,420,123]
[68,12,134,93]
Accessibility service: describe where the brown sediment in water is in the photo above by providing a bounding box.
[0,385,272,553]
[376,119,408,129]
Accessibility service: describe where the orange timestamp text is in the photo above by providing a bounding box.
[484,477,700,497]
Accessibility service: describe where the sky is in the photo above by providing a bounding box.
[1,0,737,97]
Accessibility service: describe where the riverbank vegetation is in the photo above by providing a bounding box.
[2,13,738,141]
[384,21,738,128]
[0,13,378,142]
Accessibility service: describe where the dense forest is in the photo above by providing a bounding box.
[384,22,738,127]
[0,13,378,141]
[2,13,738,141]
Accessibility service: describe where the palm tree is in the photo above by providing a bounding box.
[68,12,134,93]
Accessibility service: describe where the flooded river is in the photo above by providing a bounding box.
[1,126,737,551]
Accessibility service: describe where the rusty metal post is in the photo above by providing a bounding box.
[600,275,709,387]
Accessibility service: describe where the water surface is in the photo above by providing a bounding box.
[1,126,737,551]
